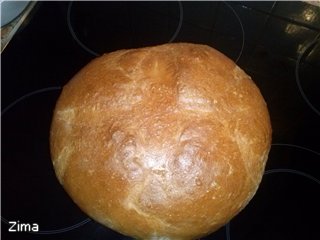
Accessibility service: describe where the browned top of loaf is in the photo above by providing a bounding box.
[50,43,272,240]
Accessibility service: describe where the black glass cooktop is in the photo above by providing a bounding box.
[2,1,320,240]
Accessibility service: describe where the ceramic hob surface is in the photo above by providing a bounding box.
[1,2,320,240]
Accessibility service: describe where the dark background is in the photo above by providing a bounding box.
[2,1,320,240]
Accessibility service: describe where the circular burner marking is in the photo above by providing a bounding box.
[295,34,320,116]
[2,87,91,234]
[1,86,62,116]
[222,2,245,63]
[67,1,184,57]
[226,143,320,239]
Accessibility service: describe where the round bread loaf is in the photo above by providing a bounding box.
[50,43,272,240]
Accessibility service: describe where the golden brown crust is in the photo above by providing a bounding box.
[50,43,272,240]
